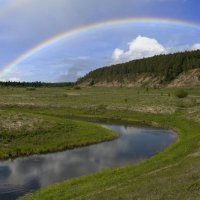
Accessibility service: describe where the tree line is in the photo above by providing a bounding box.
[0,81,74,87]
[78,50,200,84]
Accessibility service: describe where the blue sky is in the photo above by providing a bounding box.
[0,0,200,82]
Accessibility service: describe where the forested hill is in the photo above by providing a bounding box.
[78,50,200,87]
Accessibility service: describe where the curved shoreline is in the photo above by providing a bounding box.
[0,116,176,200]
[1,106,199,200]
[21,112,193,200]
[0,114,118,161]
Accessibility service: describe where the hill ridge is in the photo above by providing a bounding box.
[78,50,200,87]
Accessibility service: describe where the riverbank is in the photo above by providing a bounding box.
[0,123,175,200]
[21,112,200,200]
[0,110,117,160]
[0,86,200,199]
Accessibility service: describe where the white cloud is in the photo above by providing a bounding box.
[112,35,167,63]
[112,48,124,61]
[191,43,200,50]
[9,77,21,82]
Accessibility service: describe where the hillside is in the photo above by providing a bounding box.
[78,50,200,87]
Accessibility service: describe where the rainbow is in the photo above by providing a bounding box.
[1,17,200,79]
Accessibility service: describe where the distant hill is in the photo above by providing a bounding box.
[78,50,200,88]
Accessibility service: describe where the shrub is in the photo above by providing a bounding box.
[73,86,81,90]
[89,80,95,86]
[175,89,188,98]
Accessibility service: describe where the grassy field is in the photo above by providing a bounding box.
[0,103,117,160]
[0,86,200,199]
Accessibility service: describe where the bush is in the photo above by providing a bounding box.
[89,80,95,86]
[63,94,68,97]
[175,89,188,98]
[73,86,81,90]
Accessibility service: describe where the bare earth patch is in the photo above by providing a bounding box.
[168,69,200,88]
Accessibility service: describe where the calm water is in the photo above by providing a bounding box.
[0,124,176,200]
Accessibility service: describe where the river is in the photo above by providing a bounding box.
[0,124,176,200]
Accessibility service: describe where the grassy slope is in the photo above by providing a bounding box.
[0,87,200,199]
[0,110,117,159]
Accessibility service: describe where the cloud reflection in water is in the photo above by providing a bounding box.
[0,124,176,200]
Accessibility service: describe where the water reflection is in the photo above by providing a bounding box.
[0,125,176,200]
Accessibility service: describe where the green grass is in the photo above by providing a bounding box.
[0,86,200,199]
[0,110,117,159]
[21,112,200,200]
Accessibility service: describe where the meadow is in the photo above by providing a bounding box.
[0,86,200,199]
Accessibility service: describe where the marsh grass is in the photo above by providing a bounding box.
[0,110,117,159]
[0,87,200,199]
[21,112,200,200]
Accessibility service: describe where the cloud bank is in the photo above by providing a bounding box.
[112,35,167,63]
[112,35,200,65]
[191,43,200,50]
